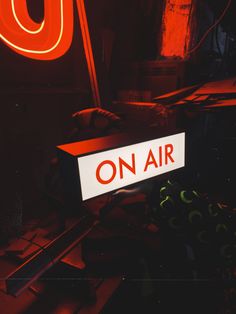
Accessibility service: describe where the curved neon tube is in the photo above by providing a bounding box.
[0,0,64,55]
[11,0,45,34]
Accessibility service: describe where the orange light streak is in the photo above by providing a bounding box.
[76,0,101,107]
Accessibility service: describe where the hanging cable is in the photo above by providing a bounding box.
[215,24,223,59]
[187,0,232,55]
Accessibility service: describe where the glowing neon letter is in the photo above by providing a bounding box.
[0,0,74,60]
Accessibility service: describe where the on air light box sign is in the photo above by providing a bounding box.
[58,132,185,201]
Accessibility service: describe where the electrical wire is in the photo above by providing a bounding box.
[215,24,223,59]
[187,0,232,55]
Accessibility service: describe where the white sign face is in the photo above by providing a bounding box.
[77,133,185,200]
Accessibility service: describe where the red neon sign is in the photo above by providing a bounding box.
[0,0,101,106]
[0,0,74,60]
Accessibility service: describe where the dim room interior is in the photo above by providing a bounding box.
[0,0,236,313]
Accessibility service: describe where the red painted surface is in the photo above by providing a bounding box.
[161,0,193,58]
[57,134,126,157]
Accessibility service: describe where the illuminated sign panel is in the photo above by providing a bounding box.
[77,133,185,200]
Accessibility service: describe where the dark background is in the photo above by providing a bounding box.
[0,0,236,235]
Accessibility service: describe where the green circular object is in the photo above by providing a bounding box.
[180,190,194,204]
[188,210,203,224]
[216,224,228,233]
[160,196,174,209]
[197,230,209,244]
[208,204,219,217]
[160,186,167,198]
[168,217,181,230]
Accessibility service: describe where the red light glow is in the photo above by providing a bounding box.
[0,0,101,107]
[76,0,101,107]
[0,0,73,60]
[161,0,193,58]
